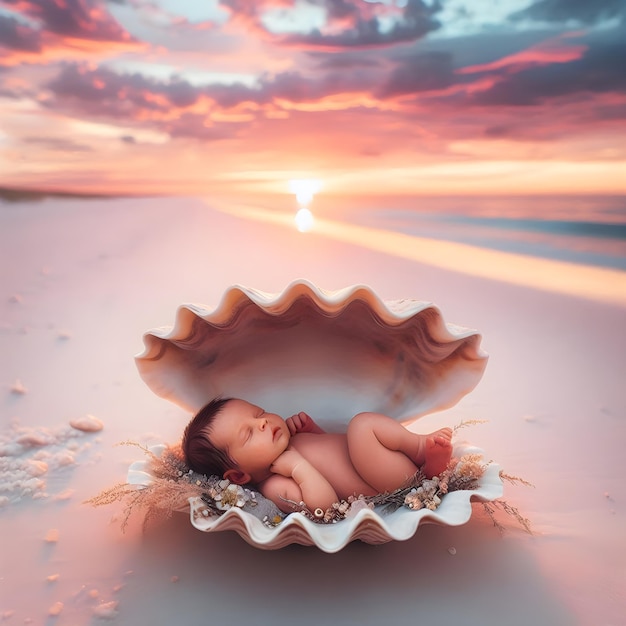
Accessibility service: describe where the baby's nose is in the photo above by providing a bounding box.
[259,418,268,430]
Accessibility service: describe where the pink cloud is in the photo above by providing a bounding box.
[456,39,588,75]
[0,0,144,66]
[2,0,133,42]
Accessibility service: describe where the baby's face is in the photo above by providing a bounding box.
[210,399,290,482]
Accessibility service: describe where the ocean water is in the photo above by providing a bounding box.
[325,195,626,271]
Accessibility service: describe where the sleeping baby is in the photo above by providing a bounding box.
[182,397,452,513]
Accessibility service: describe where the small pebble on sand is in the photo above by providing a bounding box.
[44,529,59,543]
[48,602,64,616]
[10,380,28,395]
[70,415,104,433]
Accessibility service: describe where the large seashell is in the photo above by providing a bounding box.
[135,280,488,428]
[127,442,503,552]
[131,280,499,550]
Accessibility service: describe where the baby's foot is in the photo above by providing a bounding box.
[422,436,453,478]
[413,427,452,466]
[431,427,452,443]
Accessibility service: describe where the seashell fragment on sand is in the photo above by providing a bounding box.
[70,415,103,433]
[48,602,63,616]
[44,528,59,543]
[92,601,119,620]
[10,379,27,395]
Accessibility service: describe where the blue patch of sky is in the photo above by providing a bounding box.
[106,60,259,88]
[0,6,37,27]
[428,0,538,38]
[142,0,228,25]
[260,3,327,35]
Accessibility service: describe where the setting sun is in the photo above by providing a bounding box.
[288,179,322,207]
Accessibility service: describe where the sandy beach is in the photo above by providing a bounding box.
[1,196,624,626]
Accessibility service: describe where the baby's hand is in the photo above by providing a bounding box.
[270,447,306,478]
[286,411,325,435]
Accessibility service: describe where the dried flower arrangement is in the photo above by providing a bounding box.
[87,422,532,535]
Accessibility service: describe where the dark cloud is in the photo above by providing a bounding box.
[2,0,135,42]
[511,0,625,25]
[585,102,626,122]
[221,0,441,49]
[46,64,203,115]
[282,0,442,48]
[379,51,454,97]
[483,125,513,138]
[44,63,249,141]
[0,14,42,53]
[207,69,369,108]
[472,39,626,106]
[42,60,379,143]
[307,51,383,70]
[165,113,244,141]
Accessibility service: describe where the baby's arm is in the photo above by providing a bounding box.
[261,447,338,513]
[285,411,325,435]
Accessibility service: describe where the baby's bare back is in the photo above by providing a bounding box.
[290,432,377,499]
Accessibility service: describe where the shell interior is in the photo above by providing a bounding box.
[135,281,488,428]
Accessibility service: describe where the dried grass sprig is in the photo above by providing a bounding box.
[87,441,278,532]
[453,419,488,433]
[499,471,535,488]
[481,499,533,535]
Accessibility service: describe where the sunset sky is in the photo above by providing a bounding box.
[1,0,625,197]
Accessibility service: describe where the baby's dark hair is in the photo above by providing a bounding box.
[182,397,234,477]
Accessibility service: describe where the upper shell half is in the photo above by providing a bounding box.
[135,280,488,428]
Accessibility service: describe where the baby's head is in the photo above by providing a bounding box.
[182,398,291,485]
[182,397,234,478]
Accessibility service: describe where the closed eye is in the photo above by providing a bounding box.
[241,427,252,444]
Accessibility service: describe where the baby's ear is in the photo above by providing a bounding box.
[224,468,251,485]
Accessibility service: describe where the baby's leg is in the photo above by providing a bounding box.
[346,412,453,493]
